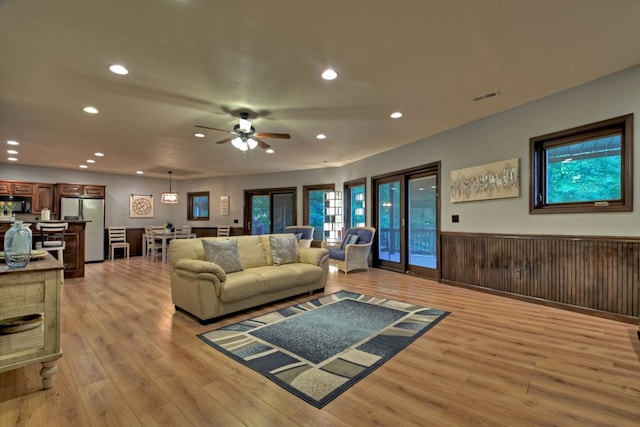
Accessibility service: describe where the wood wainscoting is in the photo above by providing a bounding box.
[441,232,639,322]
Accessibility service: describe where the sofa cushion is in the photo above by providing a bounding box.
[202,238,244,273]
[220,271,264,302]
[249,266,299,292]
[341,228,374,249]
[237,235,268,268]
[279,263,324,286]
[269,234,298,265]
[329,248,345,260]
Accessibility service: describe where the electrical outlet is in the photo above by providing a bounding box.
[515,269,521,279]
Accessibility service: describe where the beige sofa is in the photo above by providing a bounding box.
[169,234,329,323]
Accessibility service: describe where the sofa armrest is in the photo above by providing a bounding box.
[174,259,227,282]
[297,247,329,266]
[298,238,313,249]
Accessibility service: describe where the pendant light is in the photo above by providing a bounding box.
[161,171,179,204]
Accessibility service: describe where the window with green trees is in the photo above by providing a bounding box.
[530,114,633,214]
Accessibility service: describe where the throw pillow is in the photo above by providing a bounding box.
[202,238,244,274]
[346,235,359,245]
[269,234,298,265]
[294,233,303,241]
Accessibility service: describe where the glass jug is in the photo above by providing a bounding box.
[4,220,32,268]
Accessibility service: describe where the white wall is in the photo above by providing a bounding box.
[3,64,640,236]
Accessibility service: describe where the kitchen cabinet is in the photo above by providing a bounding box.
[0,255,63,389]
[0,181,34,196]
[32,183,55,214]
[82,185,105,197]
[1,221,87,278]
[11,182,33,195]
[56,183,105,198]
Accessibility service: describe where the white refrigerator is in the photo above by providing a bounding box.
[60,197,105,262]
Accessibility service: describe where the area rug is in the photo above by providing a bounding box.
[197,290,449,408]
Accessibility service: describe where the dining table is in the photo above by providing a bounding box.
[142,230,196,263]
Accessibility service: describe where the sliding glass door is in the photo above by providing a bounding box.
[408,174,437,271]
[378,179,401,267]
[244,187,296,235]
[373,162,440,279]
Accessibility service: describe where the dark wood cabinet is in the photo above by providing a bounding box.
[55,183,105,198]
[56,183,84,197]
[0,181,34,196]
[60,222,86,279]
[0,182,11,195]
[11,182,33,195]
[33,184,55,214]
[82,185,105,198]
[1,221,87,278]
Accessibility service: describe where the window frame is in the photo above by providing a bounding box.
[529,114,633,214]
[243,187,297,234]
[303,183,335,241]
[187,191,210,221]
[344,178,366,228]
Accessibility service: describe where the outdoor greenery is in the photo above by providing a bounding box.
[546,156,621,203]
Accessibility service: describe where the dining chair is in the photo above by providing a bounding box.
[217,225,230,237]
[36,222,68,283]
[108,226,130,260]
[174,225,192,239]
[144,228,163,261]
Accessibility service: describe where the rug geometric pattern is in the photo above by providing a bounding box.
[198,290,450,408]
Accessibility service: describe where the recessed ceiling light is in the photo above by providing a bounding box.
[390,112,403,119]
[316,134,327,140]
[7,149,18,154]
[136,170,144,175]
[86,159,96,163]
[109,64,129,75]
[83,106,99,114]
[7,157,18,162]
[7,140,19,146]
[266,149,274,154]
[194,133,205,138]
[79,165,88,169]
[94,152,104,157]
[321,68,338,80]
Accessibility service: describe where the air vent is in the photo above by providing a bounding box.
[472,91,500,102]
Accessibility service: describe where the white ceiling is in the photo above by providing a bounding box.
[2,0,640,179]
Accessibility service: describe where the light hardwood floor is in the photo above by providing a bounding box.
[1,257,639,426]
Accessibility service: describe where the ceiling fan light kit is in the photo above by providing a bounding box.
[196,111,291,152]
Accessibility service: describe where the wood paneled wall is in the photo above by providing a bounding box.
[441,232,639,321]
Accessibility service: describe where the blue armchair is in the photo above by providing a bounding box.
[283,225,315,248]
[327,226,376,274]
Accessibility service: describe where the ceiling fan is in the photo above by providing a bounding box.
[195,112,290,151]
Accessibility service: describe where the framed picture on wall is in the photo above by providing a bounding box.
[130,194,154,218]
[220,195,229,216]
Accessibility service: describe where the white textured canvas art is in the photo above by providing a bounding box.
[450,158,520,202]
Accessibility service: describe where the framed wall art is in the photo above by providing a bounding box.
[220,195,229,216]
[130,194,154,218]
[450,158,520,203]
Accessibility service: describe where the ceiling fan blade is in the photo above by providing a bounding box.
[254,132,291,140]
[195,124,235,134]
[214,137,235,145]
[254,138,271,149]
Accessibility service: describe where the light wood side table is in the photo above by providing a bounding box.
[0,254,63,389]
